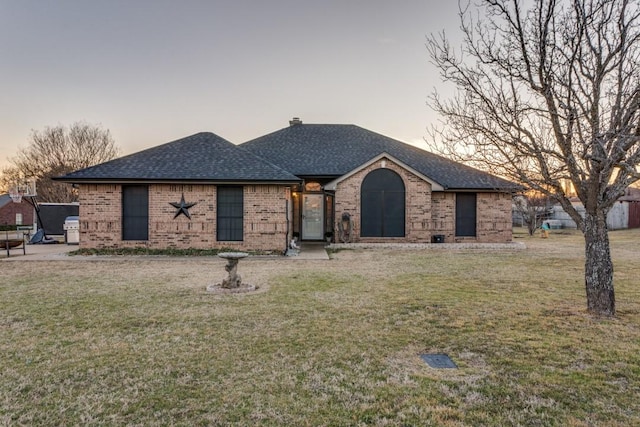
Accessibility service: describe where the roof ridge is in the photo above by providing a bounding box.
[240,123,520,191]
[234,143,301,181]
[55,131,300,183]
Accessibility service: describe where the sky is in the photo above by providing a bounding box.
[0,0,461,170]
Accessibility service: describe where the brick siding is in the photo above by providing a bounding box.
[431,192,455,241]
[78,183,289,251]
[334,158,432,243]
[0,201,35,228]
[77,164,513,249]
[334,157,512,243]
[476,192,513,242]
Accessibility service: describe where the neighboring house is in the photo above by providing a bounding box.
[0,193,35,229]
[55,120,520,251]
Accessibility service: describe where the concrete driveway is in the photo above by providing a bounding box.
[1,242,77,261]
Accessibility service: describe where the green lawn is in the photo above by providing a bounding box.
[1,229,639,426]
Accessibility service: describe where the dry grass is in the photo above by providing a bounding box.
[1,228,639,426]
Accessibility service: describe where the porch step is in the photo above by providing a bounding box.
[290,243,329,260]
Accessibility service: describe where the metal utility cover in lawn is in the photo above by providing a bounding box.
[420,354,457,369]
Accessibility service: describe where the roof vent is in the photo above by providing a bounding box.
[289,117,302,126]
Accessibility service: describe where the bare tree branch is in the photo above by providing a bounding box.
[426,0,640,315]
[2,122,119,202]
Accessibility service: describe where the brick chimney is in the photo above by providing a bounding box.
[289,117,302,126]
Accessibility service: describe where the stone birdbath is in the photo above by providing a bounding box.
[218,252,248,288]
[207,252,257,293]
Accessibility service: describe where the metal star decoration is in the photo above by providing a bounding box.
[170,193,197,219]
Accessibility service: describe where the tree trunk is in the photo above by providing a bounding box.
[527,216,537,237]
[583,212,615,316]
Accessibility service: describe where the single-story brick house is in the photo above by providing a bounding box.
[55,119,519,251]
[0,193,35,230]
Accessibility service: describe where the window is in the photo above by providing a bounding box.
[15,213,23,226]
[217,186,243,241]
[455,193,477,237]
[360,169,405,237]
[122,185,149,240]
[304,181,322,192]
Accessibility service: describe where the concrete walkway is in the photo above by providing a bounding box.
[1,242,331,262]
[288,243,330,260]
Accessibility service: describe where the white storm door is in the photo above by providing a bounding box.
[302,194,324,240]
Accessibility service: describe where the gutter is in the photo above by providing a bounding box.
[51,178,302,186]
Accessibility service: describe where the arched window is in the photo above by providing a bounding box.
[360,168,405,237]
[304,181,322,192]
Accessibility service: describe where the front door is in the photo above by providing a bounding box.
[302,194,324,240]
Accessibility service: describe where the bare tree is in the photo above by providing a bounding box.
[514,192,552,236]
[426,0,640,316]
[0,166,23,194]
[4,122,119,202]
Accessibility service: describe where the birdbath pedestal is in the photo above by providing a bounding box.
[218,252,249,289]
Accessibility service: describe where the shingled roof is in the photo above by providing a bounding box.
[55,132,300,184]
[241,123,518,191]
[0,194,12,208]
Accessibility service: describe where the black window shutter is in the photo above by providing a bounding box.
[122,185,149,240]
[455,193,477,237]
[217,187,243,241]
